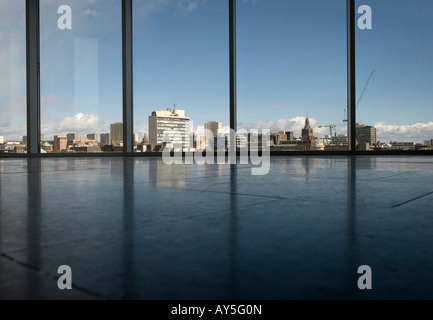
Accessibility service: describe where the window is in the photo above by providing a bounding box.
[1,0,433,157]
[0,0,27,154]
[133,0,229,153]
[356,0,433,151]
[40,0,123,153]
[237,0,348,152]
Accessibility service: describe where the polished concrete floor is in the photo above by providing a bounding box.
[0,156,433,300]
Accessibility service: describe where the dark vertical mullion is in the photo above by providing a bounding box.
[347,0,356,152]
[229,0,237,159]
[26,0,41,155]
[122,0,134,154]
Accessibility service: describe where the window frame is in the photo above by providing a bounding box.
[0,0,431,158]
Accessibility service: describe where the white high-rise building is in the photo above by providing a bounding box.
[0,136,4,144]
[149,106,190,149]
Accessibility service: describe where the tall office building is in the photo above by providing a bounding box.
[0,136,4,144]
[356,123,376,146]
[110,123,123,146]
[149,107,190,148]
[54,136,68,153]
[332,134,348,145]
[100,133,111,145]
[67,133,79,141]
[87,133,98,141]
[204,121,222,145]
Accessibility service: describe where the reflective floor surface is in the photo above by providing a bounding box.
[1,156,433,299]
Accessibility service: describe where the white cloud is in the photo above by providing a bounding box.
[57,113,103,134]
[133,0,172,18]
[84,8,99,18]
[135,125,149,142]
[0,96,26,140]
[375,122,433,143]
[238,117,346,138]
[239,117,314,136]
[177,0,207,12]
[243,0,259,4]
[1,96,61,141]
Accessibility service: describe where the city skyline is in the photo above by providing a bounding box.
[2,112,432,153]
[1,108,433,147]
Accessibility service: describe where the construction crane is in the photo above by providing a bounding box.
[318,125,337,144]
[344,69,375,122]
[318,124,346,145]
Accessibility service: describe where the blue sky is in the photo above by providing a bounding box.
[0,0,27,140]
[356,0,433,142]
[133,0,230,140]
[1,0,433,143]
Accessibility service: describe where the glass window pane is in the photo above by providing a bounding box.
[237,0,348,152]
[40,0,123,153]
[0,0,27,154]
[133,0,229,153]
[356,0,433,151]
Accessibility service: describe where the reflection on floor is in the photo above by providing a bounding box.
[0,156,433,299]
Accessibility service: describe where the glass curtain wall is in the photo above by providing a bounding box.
[0,0,27,154]
[355,0,433,151]
[133,0,229,153]
[237,0,348,152]
[40,0,123,154]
